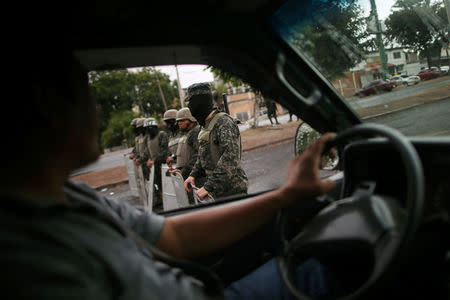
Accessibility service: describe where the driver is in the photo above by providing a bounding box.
[0,51,340,299]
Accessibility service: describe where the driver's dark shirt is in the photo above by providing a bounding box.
[0,181,208,299]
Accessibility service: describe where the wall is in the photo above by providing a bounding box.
[332,71,362,97]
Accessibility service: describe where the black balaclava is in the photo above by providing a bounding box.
[165,119,178,133]
[188,94,214,127]
[147,126,158,138]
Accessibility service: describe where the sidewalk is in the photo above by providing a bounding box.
[71,113,300,189]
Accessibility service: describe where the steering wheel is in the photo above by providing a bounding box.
[277,123,425,299]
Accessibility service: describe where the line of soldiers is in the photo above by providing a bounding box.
[129,82,248,206]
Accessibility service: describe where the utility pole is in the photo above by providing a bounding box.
[370,0,389,80]
[445,0,450,25]
[154,72,168,111]
[445,0,450,63]
[175,64,185,107]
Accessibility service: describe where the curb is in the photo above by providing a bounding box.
[362,96,450,120]
[243,136,294,152]
[94,179,129,191]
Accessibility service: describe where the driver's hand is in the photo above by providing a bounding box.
[281,133,336,205]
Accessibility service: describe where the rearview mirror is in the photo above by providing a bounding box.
[294,122,339,170]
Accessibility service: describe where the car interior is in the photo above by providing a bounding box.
[51,0,450,298]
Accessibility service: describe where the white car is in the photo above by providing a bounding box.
[440,66,449,75]
[403,75,421,86]
[390,75,410,86]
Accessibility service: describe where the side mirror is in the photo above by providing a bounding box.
[294,122,339,170]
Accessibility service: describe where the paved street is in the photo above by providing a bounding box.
[367,98,450,137]
[75,76,450,204]
[349,77,450,110]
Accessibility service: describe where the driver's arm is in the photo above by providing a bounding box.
[156,133,336,259]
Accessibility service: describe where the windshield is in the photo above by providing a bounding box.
[271,0,450,137]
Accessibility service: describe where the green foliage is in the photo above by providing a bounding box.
[89,67,179,149]
[205,66,248,87]
[100,110,138,150]
[290,0,367,80]
[385,1,449,64]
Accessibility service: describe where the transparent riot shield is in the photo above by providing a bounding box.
[146,165,155,210]
[123,154,139,197]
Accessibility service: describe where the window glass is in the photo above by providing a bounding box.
[271,0,450,137]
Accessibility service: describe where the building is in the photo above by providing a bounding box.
[332,47,428,95]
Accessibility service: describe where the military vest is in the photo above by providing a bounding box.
[198,112,242,176]
[136,134,147,157]
[168,131,182,155]
[147,132,161,160]
[176,135,190,168]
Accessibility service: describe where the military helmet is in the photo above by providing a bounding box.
[163,109,178,121]
[130,118,138,127]
[144,117,158,127]
[185,82,213,103]
[176,107,196,122]
[136,118,146,128]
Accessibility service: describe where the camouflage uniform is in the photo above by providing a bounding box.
[163,109,183,156]
[168,130,184,156]
[145,122,169,196]
[189,110,248,198]
[134,118,150,180]
[177,125,201,180]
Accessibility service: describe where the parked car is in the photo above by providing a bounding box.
[354,79,394,97]
[403,75,421,86]
[438,66,449,75]
[416,69,439,80]
[390,74,410,87]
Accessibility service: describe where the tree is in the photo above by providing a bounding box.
[289,0,368,80]
[205,66,247,88]
[385,1,449,67]
[100,110,138,151]
[89,67,178,149]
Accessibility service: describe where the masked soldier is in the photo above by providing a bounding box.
[144,118,169,204]
[184,83,248,200]
[133,118,150,180]
[170,108,202,182]
[163,109,183,157]
[129,118,139,160]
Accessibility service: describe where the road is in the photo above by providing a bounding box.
[349,77,450,110]
[71,148,130,176]
[104,98,450,203]
[366,97,450,136]
[242,98,450,195]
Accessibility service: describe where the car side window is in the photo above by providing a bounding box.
[71,65,303,211]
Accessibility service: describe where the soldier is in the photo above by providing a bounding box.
[170,108,202,181]
[129,118,139,160]
[265,98,279,125]
[144,117,169,203]
[183,82,248,200]
[163,109,183,157]
[132,118,150,180]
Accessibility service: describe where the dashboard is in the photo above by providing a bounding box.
[342,137,450,216]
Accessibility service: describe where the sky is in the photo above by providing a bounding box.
[152,0,396,88]
[155,65,214,89]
